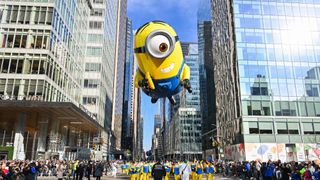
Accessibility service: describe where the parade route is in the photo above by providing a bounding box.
[38,174,233,180]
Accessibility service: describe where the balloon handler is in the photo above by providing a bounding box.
[134,21,192,105]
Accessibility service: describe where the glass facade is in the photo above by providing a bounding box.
[82,0,122,159]
[121,18,134,152]
[210,0,320,161]
[113,0,127,151]
[0,0,89,105]
[233,0,320,138]
[0,0,104,160]
[197,0,215,157]
[166,43,202,160]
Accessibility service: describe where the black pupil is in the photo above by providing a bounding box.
[159,43,168,52]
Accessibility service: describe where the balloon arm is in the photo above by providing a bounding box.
[181,65,192,93]
[134,70,144,88]
[181,64,190,81]
[145,72,155,90]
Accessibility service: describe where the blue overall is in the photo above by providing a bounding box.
[174,167,180,175]
[165,166,171,173]
[191,165,196,172]
[143,166,149,173]
[140,61,185,99]
[205,167,209,174]
[197,167,203,174]
[209,166,215,174]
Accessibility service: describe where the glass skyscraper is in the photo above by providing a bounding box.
[165,42,202,160]
[121,18,134,157]
[197,0,215,159]
[0,0,103,160]
[213,0,320,162]
[112,0,127,154]
[83,0,123,160]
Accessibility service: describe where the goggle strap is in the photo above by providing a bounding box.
[175,36,179,42]
[134,47,146,53]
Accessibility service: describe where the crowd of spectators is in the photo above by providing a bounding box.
[1,159,320,179]
[215,160,320,180]
[0,159,111,180]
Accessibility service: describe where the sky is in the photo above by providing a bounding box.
[127,0,199,151]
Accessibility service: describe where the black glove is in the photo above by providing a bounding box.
[138,79,148,88]
[182,79,192,93]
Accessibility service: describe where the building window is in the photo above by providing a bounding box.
[259,122,273,134]
[89,21,103,29]
[249,122,259,134]
[87,34,103,43]
[86,47,102,56]
[303,122,314,134]
[6,5,53,25]
[90,9,104,16]
[84,79,99,88]
[314,123,320,134]
[85,63,101,72]
[83,96,97,105]
[1,31,49,49]
[316,103,320,116]
[288,122,299,134]
[276,122,288,134]
[92,0,103,4]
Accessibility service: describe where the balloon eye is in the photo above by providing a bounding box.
[159,43,168,52]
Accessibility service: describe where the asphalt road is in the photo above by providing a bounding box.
[104,175,233,179]
[38,174,233,179]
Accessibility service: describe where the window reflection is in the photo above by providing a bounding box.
[236,1,320,121]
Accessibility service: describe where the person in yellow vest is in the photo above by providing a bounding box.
[138,162,143,180]
[207,162,215,180]
[173,161,181,180]
[196,161,203,180]
[136,162,142,180]
[73,160,78,180]
[204,161,210,180]
[121,162,126,174]
[126,162,130,175]
[129,162,139,180]
[164,160,171,180]
[190,161,196,180]
[139,161,150,180]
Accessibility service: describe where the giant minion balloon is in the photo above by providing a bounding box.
[134,21,192,104]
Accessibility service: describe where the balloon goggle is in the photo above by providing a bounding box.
[134,30,179,59]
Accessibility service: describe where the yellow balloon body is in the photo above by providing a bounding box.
[133,21,191,101]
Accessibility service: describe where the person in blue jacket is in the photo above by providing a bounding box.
[245,161,251,179]
[314,168,320,180]
[263,161,275,180]
[291,170,300,180]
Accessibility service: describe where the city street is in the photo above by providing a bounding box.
[101,176,233,179]
[38,174,233,180]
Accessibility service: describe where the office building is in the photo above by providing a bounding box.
[0,0,102,160]
[152,114,162,160]
[212,0,320,161]
[137,116,144,160]
[197,0,215,159]
[112,0,127,156]
[121,18,134,159]
[165,42,202,160]
[132,81,141,160]
[83,0,123,160]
